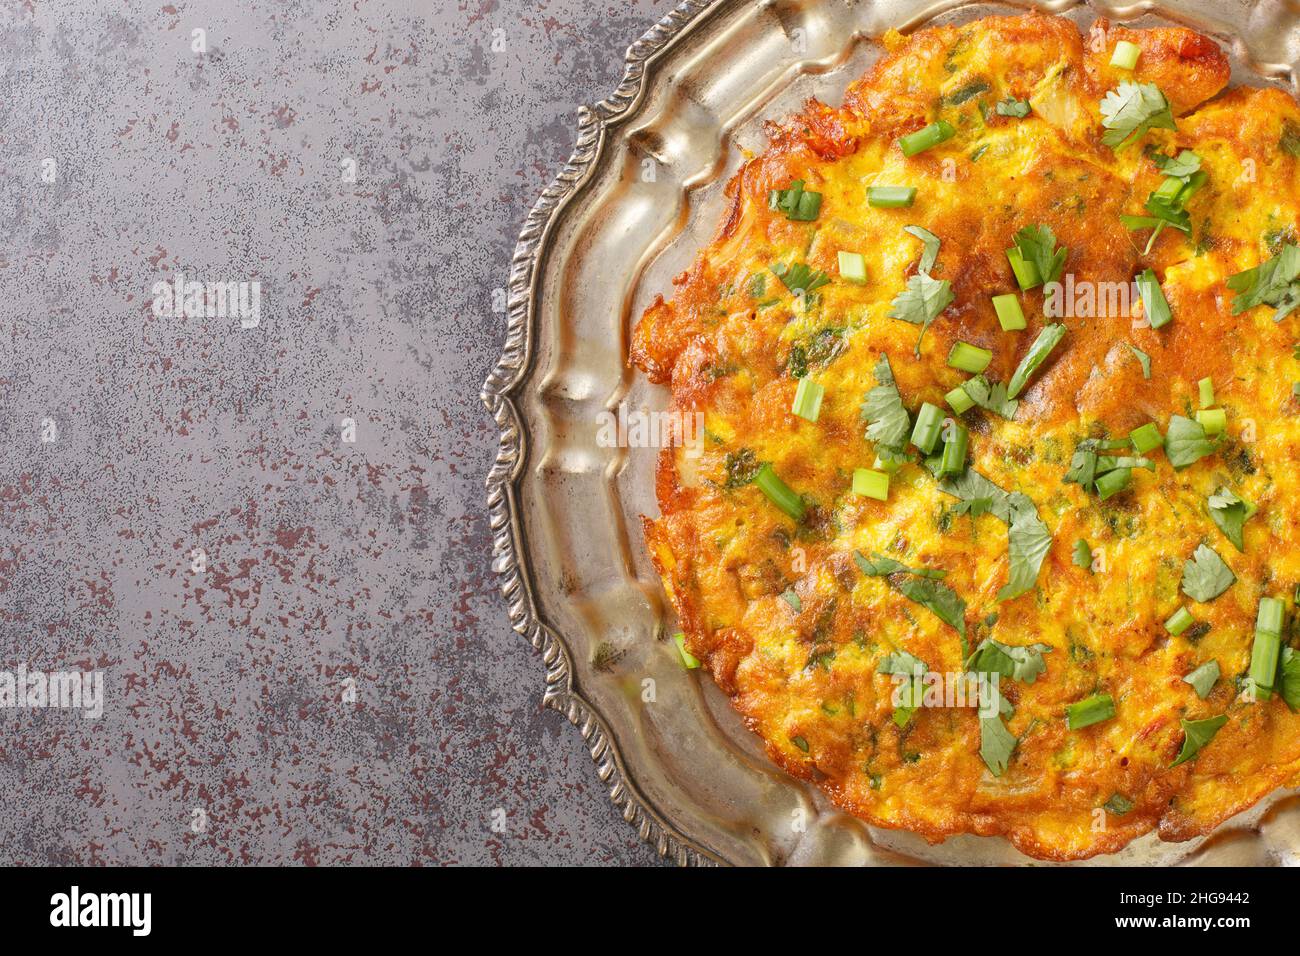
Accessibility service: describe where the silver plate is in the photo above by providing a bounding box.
[483,0,1300,866]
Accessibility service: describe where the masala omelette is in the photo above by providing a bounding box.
[632,12,1300,860]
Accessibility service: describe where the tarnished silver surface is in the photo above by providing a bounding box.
[483,0,1300,866]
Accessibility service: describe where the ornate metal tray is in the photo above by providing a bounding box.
[483,0,1300,866]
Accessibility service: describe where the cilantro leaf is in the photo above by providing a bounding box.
[995,97,1031,118]
[966,638,1052,684]
[962,375,1019,419]
[855,551,966,635]
[889,271,953,356]
[903,225,941,274]
[1006,323,1067,400]
[861,354,912,454]
[935,466,1014,522]
[1011,224,1068,287]
[1181,544,1236,603]
[878,649,927,727]
[770,260,831,299]
[1170,714,1227,768]
[1099,81,1176,150]
[1226,243,1300,323]
[1165,414,1222,470]
[1207,486,1250,552]
[1182,660,1220,700]
[1153,149,1201,179]
[997,495,1052,601]
[1280,647,1300,713]
[1127,343,1151,379]
[979,715,1018,777]
[1062,437,1154,497]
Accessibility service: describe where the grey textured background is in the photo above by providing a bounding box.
[0,0,674,865]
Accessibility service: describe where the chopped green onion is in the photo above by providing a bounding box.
[769,180,822,222]
[1165,606,1194,636]
[1136,268,1172,329]
[852,468,890,501]
[791,377,824,422]
[673,632,700,669]
[1249,632,1281,701]
[837,250,868,284]
[910,402,945,455]
[868,186,917,208]
[898,120,955,157]
[1094,467,1132,500]
[873,453,905,475]
[1257,595,1285,635]
[992,293,1026,330]
[1110,40,1141,70]
[1073,538,1093,570]
[946,384,974,414]
[1198,376,1215,409]
[1066,693,1116,730]
[1104,793,1134,815]
[755,464,805,521]
[1196,408,1226,435]
[947,341,993,374]
[1129,422,1164,454]
[1247,597,1284,701]
[938,423,969,477]
[1006,247,1041,290]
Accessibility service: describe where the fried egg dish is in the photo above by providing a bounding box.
[631,12,1300,860]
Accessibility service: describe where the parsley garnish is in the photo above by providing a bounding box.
[1226,243,1300,323]
[1099,81,1176,150]
[1181,544,1236,603]
[1207,486,1250,552]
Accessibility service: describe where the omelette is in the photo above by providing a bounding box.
[632,12,1300,860]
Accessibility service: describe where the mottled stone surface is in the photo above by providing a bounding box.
[0,0,673,865]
